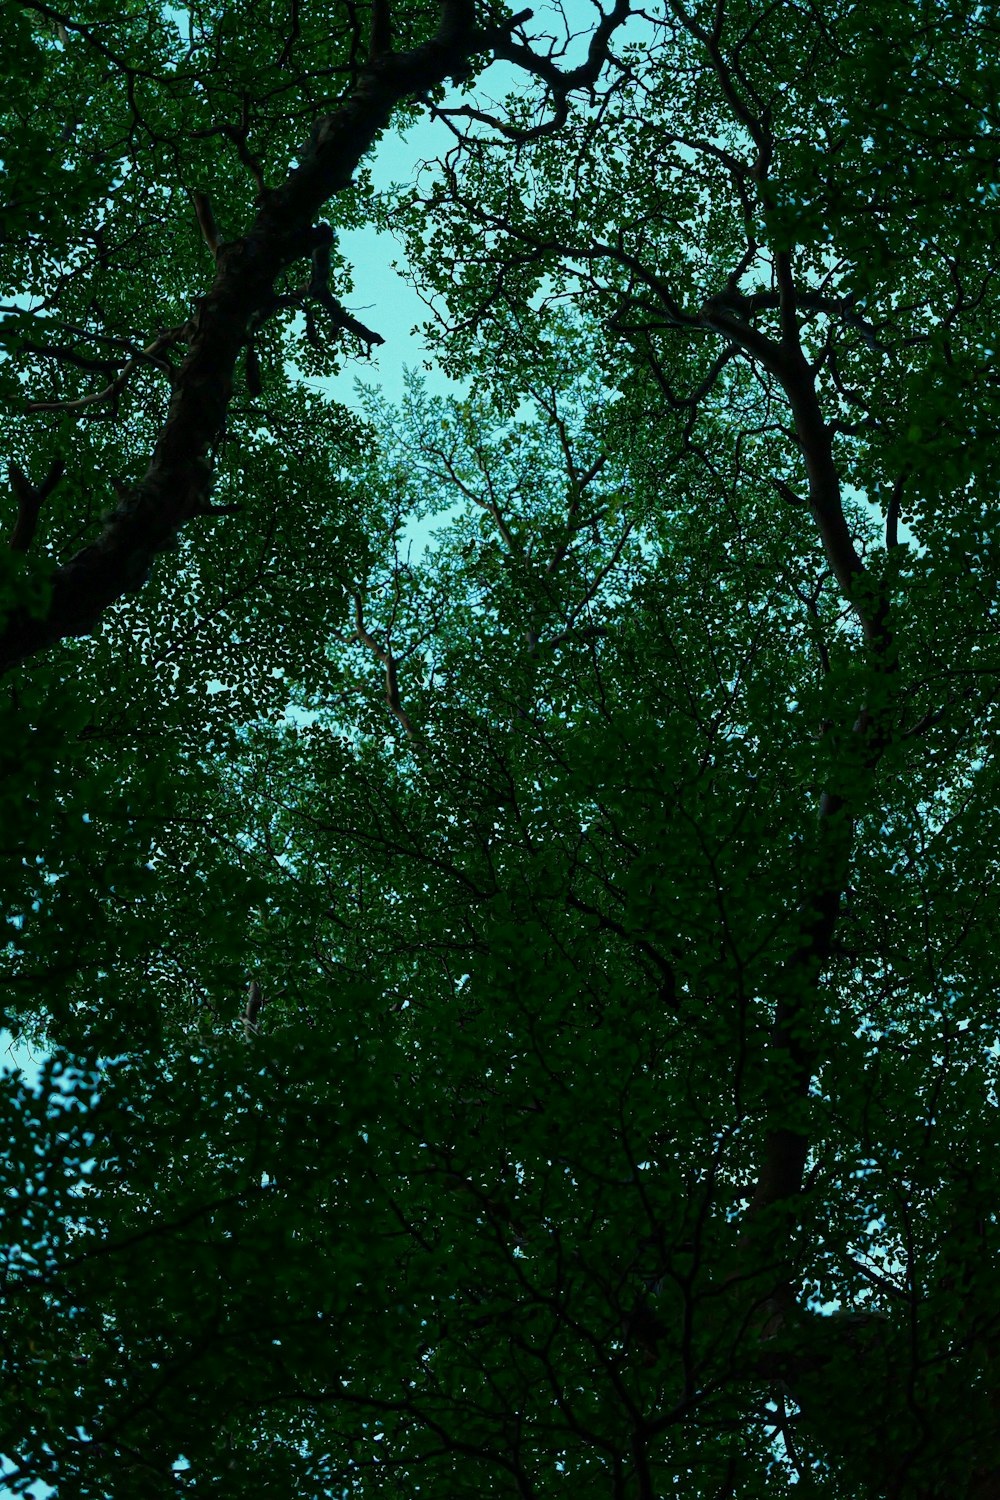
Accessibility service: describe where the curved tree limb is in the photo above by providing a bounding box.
[1,0,577,674]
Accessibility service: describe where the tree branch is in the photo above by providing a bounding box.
[0,0,535,673]
[6,460,65,553]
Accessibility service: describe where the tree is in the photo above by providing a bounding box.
[1,0,999,1495]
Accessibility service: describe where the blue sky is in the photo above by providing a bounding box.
[335,110,461,411]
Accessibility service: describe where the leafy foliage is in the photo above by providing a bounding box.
[2,0,1000,1495]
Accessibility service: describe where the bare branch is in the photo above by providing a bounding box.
[7,460,65,552]
[487,0,633,141]
[25,329,183,414]
[244,977,264,1037]
[351,594,420,742]
[192,190,222,259]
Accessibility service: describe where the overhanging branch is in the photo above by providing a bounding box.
[0,0,542,674]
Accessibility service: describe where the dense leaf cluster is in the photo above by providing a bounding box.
[1,1,999,1495]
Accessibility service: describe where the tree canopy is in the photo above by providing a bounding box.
[2,0,999,1494]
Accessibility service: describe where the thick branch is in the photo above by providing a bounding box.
[0,1,532,673]
[486,0,632,140]
[7,460,65,553]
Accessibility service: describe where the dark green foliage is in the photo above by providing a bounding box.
[1,1,999,1495]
